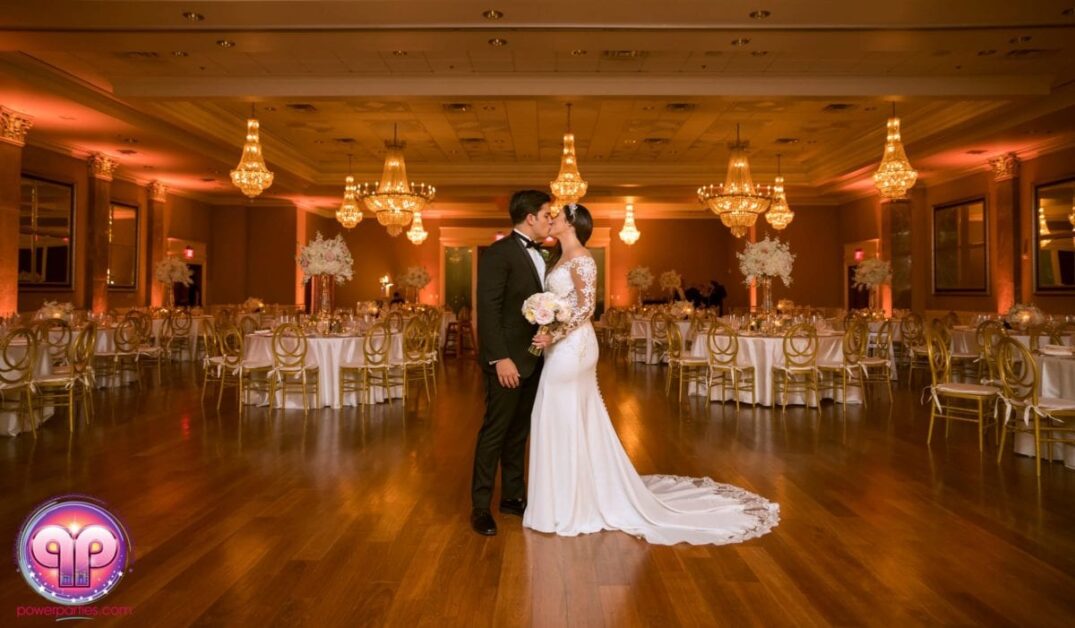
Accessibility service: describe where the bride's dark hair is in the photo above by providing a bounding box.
[564,203,593,245]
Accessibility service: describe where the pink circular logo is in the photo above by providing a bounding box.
[16,498,131,605]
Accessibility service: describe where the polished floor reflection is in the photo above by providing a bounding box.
[2,356,1074,626]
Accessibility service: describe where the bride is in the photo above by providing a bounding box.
[525,203,779,546]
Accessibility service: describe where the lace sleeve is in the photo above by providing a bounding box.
[550,256,597,343]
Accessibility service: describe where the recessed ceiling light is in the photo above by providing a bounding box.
[774,137,800,144]
[665,103,696,112]
[966,149,988,155]
[488,38,508,47]
[977,49,997,56]
[571,49,587,56]
[393,50,407,56]
[731,38,751,47]
[442,103,472,112]
[117,149,137,155]
[1009,35,1032,44]
[200,177,215,182]
[172,50,189,57]
[182,11,205,22]
[119,137,139,144]
[481,105,497,111]
[216,39,235,48]
[749,10,771,19]
[482,9,504,20]
[751,50,769,57]
[59,115,76,121]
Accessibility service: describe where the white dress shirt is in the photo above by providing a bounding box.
[514,229,546,290]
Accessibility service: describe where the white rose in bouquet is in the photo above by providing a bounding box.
[1006,303,1045,329]
[627,266,654,290]
[522,291,572,355]
[37,301,74,321]
[401,266,432,289]
[852,258,892,290]
[155,256,193,286]
[737,237,795,287]
[297,231,354,284]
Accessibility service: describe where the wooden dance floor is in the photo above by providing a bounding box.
[2,356,1074,626]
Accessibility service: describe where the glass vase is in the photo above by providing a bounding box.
[311,274,335,318]
[759,277,773,314]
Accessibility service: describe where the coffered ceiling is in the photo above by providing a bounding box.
[2,1,1075,218]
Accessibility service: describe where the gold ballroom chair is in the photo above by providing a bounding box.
[704,323,756,410]
[924,327,999,452]
[772,323,821,411]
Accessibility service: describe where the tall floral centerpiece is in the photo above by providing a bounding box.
[37,301,74,321]
[154,256,193,307]
[297,232,353,317]
[659,270,684,302]
[852,258,892,311]
[1005,303,1045,332]
[737,237,795,313]
[627,266,654,307]
[400,266,432,302]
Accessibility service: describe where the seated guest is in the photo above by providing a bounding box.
[684,284,704,307]
[390,291,405,305]
[707,280,727,315]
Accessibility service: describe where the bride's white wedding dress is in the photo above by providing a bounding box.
[523,255,779,546]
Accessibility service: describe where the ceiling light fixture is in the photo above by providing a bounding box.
[698,124,771,238]
[872,102,918,200]
[336,154,363,229]
[488,37,508,47]
[406,211,429,245]
[182,11,205,22]
[549,103,588,212]
[731,38,751,46]
[216,39,235,48]
[393,50,407,56]
[977,49,997,56]
[229,104,274,198]
[172,51,189,57]
[357,124,435,236]
[765,154,794,230]
[482,9,504,20]
[749,10,771,19]
[619,203,641,245]
[571,49,587,56]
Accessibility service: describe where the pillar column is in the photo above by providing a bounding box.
[989,152,1019,312]
[147,181,169,306]
[0,107,33,314]
[86,153,116,313]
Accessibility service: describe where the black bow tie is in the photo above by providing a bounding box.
[516,234,541,250]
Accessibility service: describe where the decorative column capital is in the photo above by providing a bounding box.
[0,106,33,147]
[989,152,1019,182]
[88,153,117,181]
[149,180,167,202]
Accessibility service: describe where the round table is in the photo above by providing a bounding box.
[630,319,691,364]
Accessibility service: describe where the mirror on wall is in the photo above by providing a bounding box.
[18,175,74,287]
[1035,177,1075,292]
[107,202,139,290]
[932,198,988,293]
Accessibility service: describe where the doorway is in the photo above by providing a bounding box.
[173,263,203,307]
[847,265,869,310]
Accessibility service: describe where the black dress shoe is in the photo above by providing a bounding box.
[471,509,497,536]
[499,498,527,517]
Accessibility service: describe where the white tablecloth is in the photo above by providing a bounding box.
[631,319,691,364]
[1,342,53,436]
[243,333,404,408]
[1028,355,1075,469]
[687,333,861,407]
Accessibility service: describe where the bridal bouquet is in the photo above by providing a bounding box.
[522,291,572,356]
[627,266,654,290]
[297,232,353,284]
[400,266,432,289]
[37,301,74,321]
[155,256,193,286]
[1006,303,1045,330]
[737,237,795,287]
[242,297,265,313]
[852,258,892,290]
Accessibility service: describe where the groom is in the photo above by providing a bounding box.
[471,189,552,536]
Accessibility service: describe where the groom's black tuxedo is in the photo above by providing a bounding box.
[471,233,544,510]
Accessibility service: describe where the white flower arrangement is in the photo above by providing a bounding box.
[38,301,74,320]
[155,256,193,286]
[852,258,892,290]
[627,266,654,290]
[242,297,265,313]
[1006,303,1045,329]
[668,300,694,320]
[400,266,432,289]
[297,231,354,284]
[737,236,795,287]
[659,270,682,292]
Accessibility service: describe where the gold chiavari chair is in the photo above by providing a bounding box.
[901,313,929,383]
[270,323,319,413]
[166,309,194,361]
[129,313,166,384]
[772,323,821,410]
[994,336,1075,475]
[0,327,38,435]
[860,319,894,402]
[924,327,999,452]
[238,314,259,337]
[650,313,671,364]
[1026,325,1048,353]
[704,323,756,410]
[34,323,97,431]
[340,322,395,406]
[665,322,707,402]
[945,310,961,328]
[401,317,433,402]
[200,321,225,402]
[931,319,978,381]
[420,314,440,393]
[819,319,870,408]
[1049,320,1075,346]
[213,324,273,412]
[34,318,72,370]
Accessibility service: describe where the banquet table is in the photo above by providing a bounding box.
[243,332,405,408]
[631,318,692,364]
[1025,354,1075,469]
[0,340,53,436]
[151,315,212,361]
[687,332,862,407]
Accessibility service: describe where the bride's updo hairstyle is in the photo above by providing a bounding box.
[563,203,593,245]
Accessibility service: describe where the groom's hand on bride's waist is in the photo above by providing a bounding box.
[494,358,521,389]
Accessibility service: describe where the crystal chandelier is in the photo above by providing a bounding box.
[406,211,429,245]
[336,154,363,229]
[230,104,274,198]
[697,124,771,238]
[619,202,641,245]
[872,103,918,200]
[549,103,588,213]
[358,124,435,236]
[765,154,794,231]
